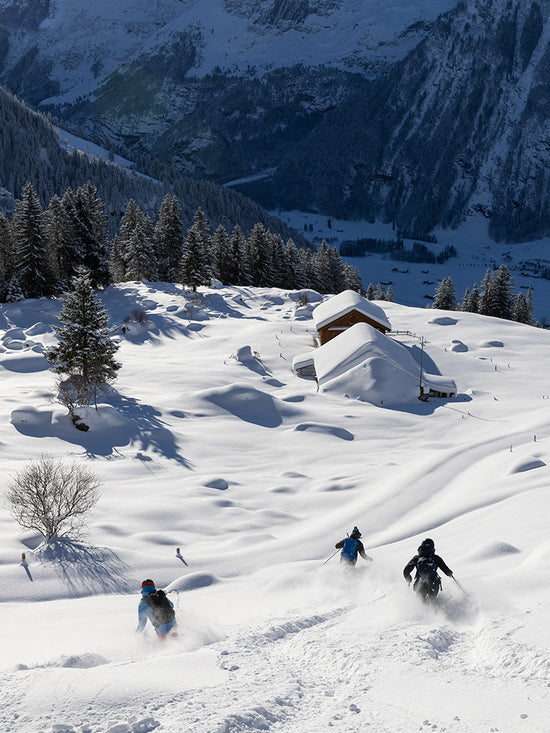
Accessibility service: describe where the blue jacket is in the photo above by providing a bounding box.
[136,585,176,636]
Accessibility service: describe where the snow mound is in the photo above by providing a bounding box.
[70,404,134,432]
[507,457,546,474]
[197,383,293,427]
[26,322,51,336]
[1,352,49,371]
[11,407,52,428]
[55,653,109,668]
[428,316,458,325]
[286,289,322,303]
[168,572,221,592]
[462,541,521,561]
[520,541,550,569]
[235,345,255,363]
[204,477,229,490]
[450,339,468,352]
[479,340,504,347]
[292,422,354,440]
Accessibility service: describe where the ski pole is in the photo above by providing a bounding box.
[452,575,466,594]
[321,549,340,567]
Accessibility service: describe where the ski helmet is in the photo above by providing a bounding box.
[418,538,435,555]
[141,579,155,589]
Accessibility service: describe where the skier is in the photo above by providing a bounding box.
[403,538,453,602]
[335,526,372,567]
[136,579,178,639]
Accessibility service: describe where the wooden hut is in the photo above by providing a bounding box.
[312,290,391,345]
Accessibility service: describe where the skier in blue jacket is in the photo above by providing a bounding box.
[335,527,372,566]
[136,579,178,639]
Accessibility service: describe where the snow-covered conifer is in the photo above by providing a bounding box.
[487,264,515,320]
[45,267,121,408]
[211,224,232,284]
[313,240,334,293]
[180,208,213,290]
[228,224,250,285]
[432,276,457,310]
[247,223,275,287]
[467,282,480,313]
[478,268,493,316]
[514,292,533,325]
[154,193,183,282]
[12,181,54,298]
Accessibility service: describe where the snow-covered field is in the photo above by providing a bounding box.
[1,282,550,732]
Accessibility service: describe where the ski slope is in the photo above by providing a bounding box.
[0,283,550,732]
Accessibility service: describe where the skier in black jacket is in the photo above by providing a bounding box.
[335,526,372,566]
[403,538,453,601]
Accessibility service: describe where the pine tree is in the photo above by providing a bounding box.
[432,277,457,310]
[124,210,156,281]
[247,223,275,287]
[385,284,395,302]
[269,233,290,288]
[514,292,533,324]
[478,268,493,316]
[54,187,81,283]
[366,283,375,300]
[45,267,121,408]
[180,208,212,290]
[0,213,15,298]
[73,182,110,287]
[44,194,65,280]
[154,193,183,282]
[118,200,157,281]
[228,224,250,285]
[460,287,470,311]
[466,283,480,313]
[211,224,232,284]
[298,248,316,289]
[285,238,308,290]
[488,264,515,319]
[374,282,386,300]
[12,181,54,298]
[314,240,334,293]
[109,234,125,283]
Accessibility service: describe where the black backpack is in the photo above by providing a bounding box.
[145,590,176,628]
[416,556,440,587]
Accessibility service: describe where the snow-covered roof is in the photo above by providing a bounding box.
[309,322,456,404]
[292,352,315,372]
[312,290,391,332]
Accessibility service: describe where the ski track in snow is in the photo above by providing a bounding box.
[2,586,549,732]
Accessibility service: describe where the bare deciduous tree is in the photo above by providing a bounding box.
[7,455,101,543]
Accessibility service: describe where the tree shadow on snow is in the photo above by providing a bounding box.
[103,391,191,466]
[12,393,190,465]
[35,539,136,595]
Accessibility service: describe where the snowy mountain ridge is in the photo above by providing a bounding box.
[0,0,450,103]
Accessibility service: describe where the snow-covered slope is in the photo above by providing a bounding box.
[1,283,550,731]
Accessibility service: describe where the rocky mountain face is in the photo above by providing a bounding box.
[257,0,550,242]
[1,0,549,241]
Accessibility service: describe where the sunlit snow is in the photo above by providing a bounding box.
[1,282,550,732]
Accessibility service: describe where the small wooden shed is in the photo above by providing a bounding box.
[312,290,391,345]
